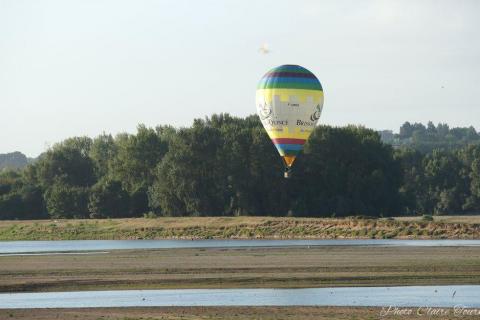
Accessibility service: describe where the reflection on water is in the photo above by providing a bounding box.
[1,239,480,254]
[0,286,478,309]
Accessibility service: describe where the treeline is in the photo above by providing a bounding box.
[1,114,480,220]
[380,121,480,153]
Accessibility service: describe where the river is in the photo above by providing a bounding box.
[0,286,478,309]
[1,239,480,254]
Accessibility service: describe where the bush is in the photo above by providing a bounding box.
[421,214,434,221]
[88,179,130,218]
[143,212,158,219]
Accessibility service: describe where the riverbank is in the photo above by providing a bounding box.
[0,306,476,320]
[1,246,479,292]
[0,216,479,240]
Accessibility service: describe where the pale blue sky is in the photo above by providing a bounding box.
[1,0,479,156]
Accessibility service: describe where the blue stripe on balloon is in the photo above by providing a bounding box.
[273,65,311,73]
[259,77,320,85]
[274,143,304,151]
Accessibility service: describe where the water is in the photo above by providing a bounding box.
[0,251,109,257]
[0,286,478,309]
[1,239,480,254]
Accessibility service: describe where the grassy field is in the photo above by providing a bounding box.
[0,216,479,240]
[1,246,479,292]
[2,306,474,320]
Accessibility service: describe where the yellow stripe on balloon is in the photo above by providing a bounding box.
[256,89,323,104]
[263,128,314,140]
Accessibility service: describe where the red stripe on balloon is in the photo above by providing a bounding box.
[271,138,306,145]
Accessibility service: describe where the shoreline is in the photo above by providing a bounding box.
[0,306,477,320]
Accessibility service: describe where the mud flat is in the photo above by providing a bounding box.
[1,246,479,292]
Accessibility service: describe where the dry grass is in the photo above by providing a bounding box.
[0,216,479,240]
[395,215,480,224]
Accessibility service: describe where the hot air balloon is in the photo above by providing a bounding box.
[256,65,324,178]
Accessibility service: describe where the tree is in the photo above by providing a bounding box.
[422,150,468,215]
[89,133,117,179]
[44,183,89,219]
[399,122,413,139]
[472,158,480,198]
[457,145,480,212]
[35,137,95,188]
[391,122,480,153]
[110,125,168,191]
[0,170,21,196]
[88,179,130,218]
[110,125,168,215]
[2,114,479,220]
[394,147,425,215]
[289,126,402,217]
[148,122,226,216]
[213,114,287,216]
[0,170,47,220]
[149,114,289,217]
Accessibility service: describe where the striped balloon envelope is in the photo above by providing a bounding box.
[256,65,324,178]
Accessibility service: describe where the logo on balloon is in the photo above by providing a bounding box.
[258,103,273,120]
[309,104,323,122]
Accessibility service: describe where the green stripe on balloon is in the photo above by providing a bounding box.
[279,149,301,156]
[257,82,322,90]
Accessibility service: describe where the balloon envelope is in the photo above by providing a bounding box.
[256,65,324,170]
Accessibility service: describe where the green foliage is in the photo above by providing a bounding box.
[0,170,21,196]
[1,115,480,219]
[394,147,425,215]
[129,185,149,217]
[423,150,468,215]
[44,183,89,219]
[148,114,288,216]
[108,125,169,216]
[143,212,158,219]
[88,179,130,218]
[422,214,434,221]
[0,170,47,220]
[289,126,402,217]
[89,133,117,178]
[36,137,96,188]
[148,119,228,216]
[148,118,401,217]
[395,143,480,215]
[109,125,168,192]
